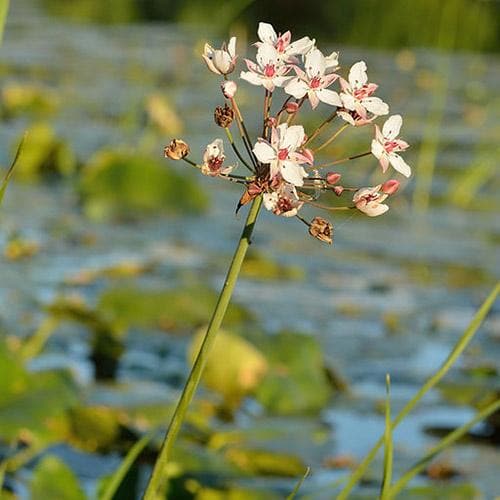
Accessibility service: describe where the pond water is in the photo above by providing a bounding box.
[1,0,499,498]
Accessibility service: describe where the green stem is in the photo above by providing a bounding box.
[143,196,263,499]
[337,281,500,500]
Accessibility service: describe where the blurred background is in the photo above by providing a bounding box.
[0,0,499,498]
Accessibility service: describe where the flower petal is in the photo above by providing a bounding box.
[361,202,389,216]
[382,114,402,140]
[316,88,342,106]
[348,61,368,89]
[227,37,237,58]
[304,48,325,79]
[362,97,389,116]
[253,140,276,163]
[240,70,264,87]
[371,139,384,160]
[263,192,278,211]
[284,78,309,99]
[257,22,277,45]
[280,160,307,186]
[388,153,411,177]
[286,36,315,56]
[282,124,305,151]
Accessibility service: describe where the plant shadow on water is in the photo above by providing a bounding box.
[0,0,499,498]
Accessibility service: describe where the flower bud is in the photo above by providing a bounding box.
[381,179,400,195]
[266,116,277,128]
[214,104,234,128]
[285,101,299,114]
[326,172,342,185]
[333,185,344,196]
[164,139,189,160]
[309,216,333,244]
[221,80,237,99]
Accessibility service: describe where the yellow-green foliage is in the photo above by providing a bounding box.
[79,150,208,220]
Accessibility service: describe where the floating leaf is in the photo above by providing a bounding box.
[98,285,253,332]
[30,455,86,500]
[79,150,207,220]
[224,448,306,477]
[12,123,75,181]
[255,332,335,415]
[189,329,268,408]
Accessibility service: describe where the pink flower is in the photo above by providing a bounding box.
[339,61,389,124]
[202,37,237,76]
[263,182,303,217]
[201,139,234,177]
[284,48,342,109]
[371,115,411,178]
[240,43,292,92]
[256,22,314,62]
[252,123,311,186]
[353,185,389,217]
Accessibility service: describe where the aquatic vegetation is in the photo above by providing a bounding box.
[12,123,76,181]
[79,150,208,220]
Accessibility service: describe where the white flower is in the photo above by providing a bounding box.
[240,43,292,92]
[256,22,314,62]
[201,139,233,177]
[263,182,303,217]
[353,185,389,216]
[252,123,310,186]
[339,61,389,122]
[202,37,237,75]
[285,48,342,109]
[371,115,411,178]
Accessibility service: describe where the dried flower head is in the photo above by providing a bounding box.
[164,139,189,160]
[309,216,333,244]
[214,104,234,128]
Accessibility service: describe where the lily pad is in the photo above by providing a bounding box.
[30,455,86,500]
[189,329,268,409]
[240,250,304,281]
[1,83,59,118]
[98,285,253,332]
[12,123,76,181]
[254,332,335,415]
[79,150,207,220]
[0,341,78,443]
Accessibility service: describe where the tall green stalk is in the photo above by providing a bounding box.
[0,0,9,45]
[143,196,263,499]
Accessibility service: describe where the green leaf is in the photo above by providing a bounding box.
[189,329,268,409]
[79,150,207,220]
[255,332,334,415]
[30,455,86,500]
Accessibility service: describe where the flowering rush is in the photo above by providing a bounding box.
[164,22,412,245]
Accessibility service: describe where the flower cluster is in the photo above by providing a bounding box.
[164,22,412,244]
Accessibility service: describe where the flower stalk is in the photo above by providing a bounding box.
[143,196,263,499]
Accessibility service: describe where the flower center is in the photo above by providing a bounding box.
[310,76,322,89]
[277,197,293,213]
[384,140,399,153]
[353,84,374,99]
[276,38,286,53]
[264,64,276,77]
[277,148,289,161]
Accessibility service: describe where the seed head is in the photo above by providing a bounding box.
[164,139,189,160]
[214,104,234,128]
[309,216,333,244]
